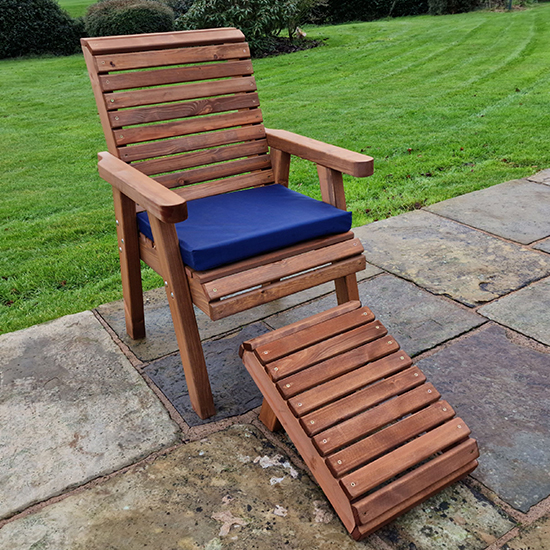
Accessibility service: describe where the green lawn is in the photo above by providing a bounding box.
[58,0,93,18]
[2,5,550,334]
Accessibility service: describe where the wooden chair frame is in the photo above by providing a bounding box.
[81,29,374,420]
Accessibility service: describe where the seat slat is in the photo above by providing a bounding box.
[82,28,245,56]
[256,306,374,362]
[353,439,479,523]
[115,109,263,146]
[134,140,268,176]
[340,417,470,500]
[312,381,438,452]
[288,352,413,417]
[110,93,260,127]
[327,401,455,477]
[208,255,366,320]
[100,59,254,92]
[274,336,399,397]
[194,232,355,285]
[267,325,395,382]
[95,42,250,72]
[106,77,257,110]
[155,155,271,188]
[203,239,364,301]
[120,125,265,163]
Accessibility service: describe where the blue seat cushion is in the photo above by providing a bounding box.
[136,184,352,271]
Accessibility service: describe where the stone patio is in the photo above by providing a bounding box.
[1,173,549,549]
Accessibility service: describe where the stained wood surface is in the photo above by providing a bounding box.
[240,301,479,539]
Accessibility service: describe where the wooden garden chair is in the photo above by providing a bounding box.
[81,28,373,420]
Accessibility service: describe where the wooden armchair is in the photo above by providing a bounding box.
[81,28,374,420]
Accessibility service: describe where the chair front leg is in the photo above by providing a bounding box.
[112,189,145,340]
[316,165,361,304]
[148,215,216,420]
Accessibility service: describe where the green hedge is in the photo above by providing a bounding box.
[0,0,83,58]
[85,0,175,37]
[428,0,481,15]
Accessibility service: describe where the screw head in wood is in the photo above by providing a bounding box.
[120,238,124,243]
[115,116,119,121]
[263,351,268,354]
[375,325,380,329]
[110,99,115,103]
[118,246,122,251]
[310,420,315,425]
[322,439,327,444]
[297,403,302,407]
[273,367,278,372]
[212,288,217,292]
[458,424,462,429]
[362,312,368,316]
[115,220,119,225]
[350,482,356,487]
[285,384,291,388]
[388,340,393,344]
[442,407,447,411]
[119,135,124,139]
[337,460,342,465]
[427,389,432,393]
[164,281,168,286]
[101,61,105,64]
[414,373,419,377]
[170,292,174,298]
[400,356,405,360]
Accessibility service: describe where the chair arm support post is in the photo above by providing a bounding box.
[317,165,347,210]
[98,152,188,224]
[271,147,291,187]
[265,128,374,178]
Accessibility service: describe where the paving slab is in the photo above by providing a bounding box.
[96,260,381,362]
[0,425,380,550]
[501,515,550,550]
[527,168,550,185]
[377,483,514,550]
[0,312,179,520]
[425,179,550,244]
[354,210,550,307]
[534,238,550,254]
[479,277,550,346]
[266,274,485,357]
[417,324,550,512]
[144,323,270,426]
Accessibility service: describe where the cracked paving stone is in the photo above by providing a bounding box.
[426,179,550,244]
[144,323,269,426]
[0,312,179,520]
[417,324,550,512]
[353,210,550,307]
[0,425,380,550]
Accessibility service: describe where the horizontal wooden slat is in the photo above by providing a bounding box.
[106,77,257,110]
[209,255,365,320]
[95,42,250,72]
[257,306,374,362]
[155,155,271,188]
[204,239,363,301]
[115,109,263,146]
[135,140,268,176]
[241,300,361,353]
[275,334,399,398]
[196,232,355,285]
[267,323,393,381]
[312,380,437,451]
[120,124,265,162]
[174,170,275,202]
[110,93,260,127]
[353,439,479,524]
[327,401,455,478]
[100,59,253,91]
[288,352,413,417]
[340,418,470,500]
[82,28,245,56]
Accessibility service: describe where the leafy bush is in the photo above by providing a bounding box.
[321,0,429,23]
[428,0,481,15]
[85,0,175,37]
[177,0,299,55]
[0,0,83,58]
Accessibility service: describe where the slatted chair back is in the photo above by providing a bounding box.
[81,29,273,202]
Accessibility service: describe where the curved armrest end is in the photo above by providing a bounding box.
[98,152,188,224]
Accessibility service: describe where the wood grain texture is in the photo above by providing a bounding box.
[266,128,374,178]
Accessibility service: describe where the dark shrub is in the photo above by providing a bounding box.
[321,0,429,23]
[177,0,297,55]
[428,0,481,14]
[0,0,83,58]
[85,0,175,37]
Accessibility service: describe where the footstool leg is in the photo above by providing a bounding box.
[259,399,282,432]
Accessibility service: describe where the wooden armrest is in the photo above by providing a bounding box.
[98,152,188,224]
[265,129,374,178]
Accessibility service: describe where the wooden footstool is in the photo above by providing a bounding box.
[239,300,479,540]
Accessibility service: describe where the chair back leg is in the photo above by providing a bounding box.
[113,189,146,340]
[148,215,216,419]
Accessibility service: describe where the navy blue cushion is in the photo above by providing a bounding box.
[136,184,352,271]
